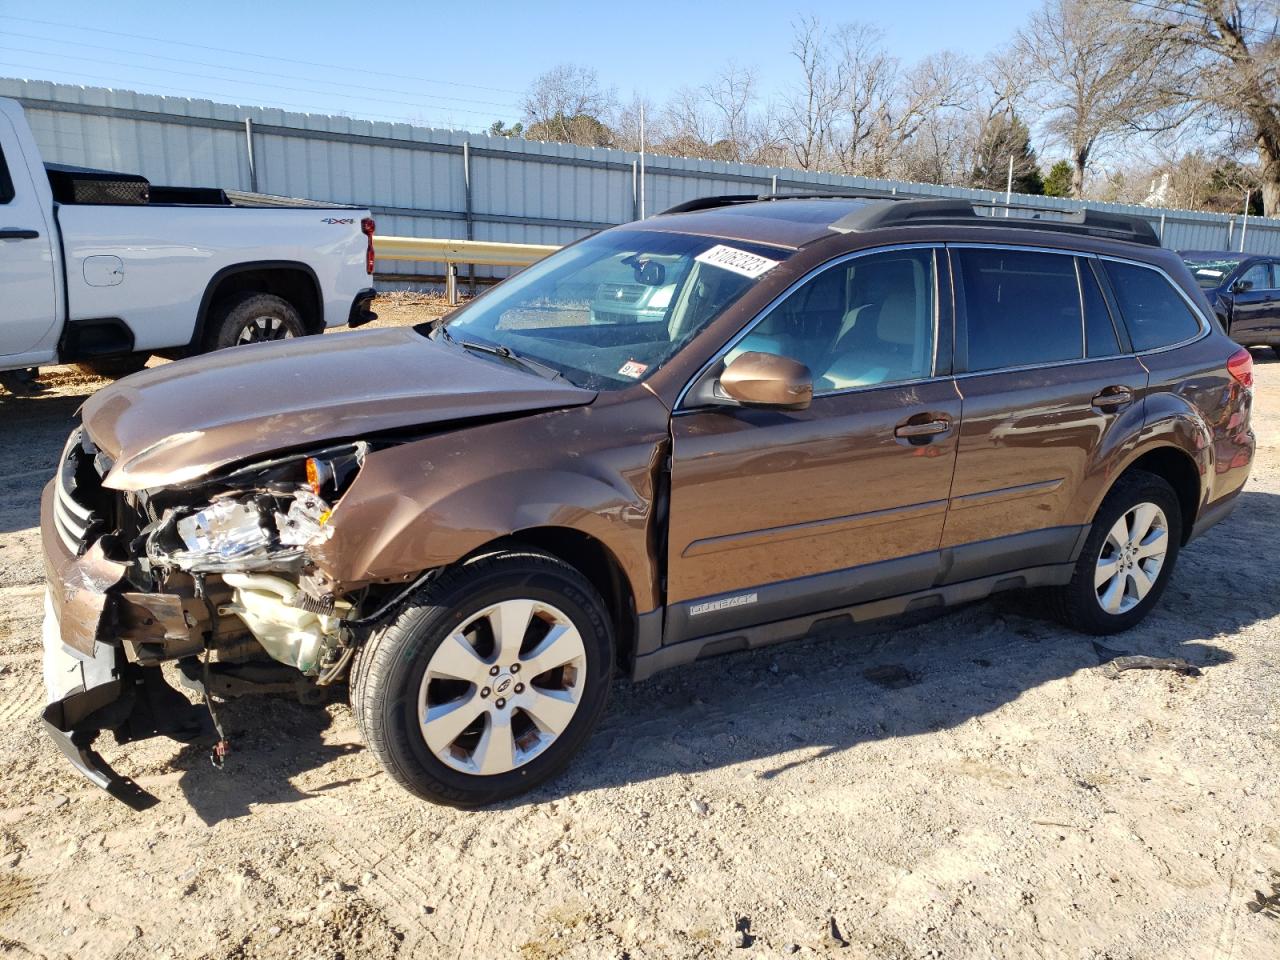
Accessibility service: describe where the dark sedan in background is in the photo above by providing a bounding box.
[1182,250,1280,356]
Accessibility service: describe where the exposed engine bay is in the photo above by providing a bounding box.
[137,444,366,680]
[43,428,419,786]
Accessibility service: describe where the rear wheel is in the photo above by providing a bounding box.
[204,292,305,351]
[1048,470,1182,634]
[352,550,614,806]
[1271,345,1280,360]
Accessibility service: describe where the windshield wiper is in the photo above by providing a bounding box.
[443,329,566,382]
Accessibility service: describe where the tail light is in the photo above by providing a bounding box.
[1227,347,1253,389]
[361,217,376,275]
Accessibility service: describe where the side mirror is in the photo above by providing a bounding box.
[718,351,813,410]
[1233,278,1254,293]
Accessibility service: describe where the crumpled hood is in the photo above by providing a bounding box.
[82,326,597,491]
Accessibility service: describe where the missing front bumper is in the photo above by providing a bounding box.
[41,589,208,806]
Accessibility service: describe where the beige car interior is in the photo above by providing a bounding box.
[727,250,935,392]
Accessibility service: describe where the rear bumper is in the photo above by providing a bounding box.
[347,287,378,328]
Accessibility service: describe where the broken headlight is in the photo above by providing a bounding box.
[175,499,274,563]
[154,443,366,574]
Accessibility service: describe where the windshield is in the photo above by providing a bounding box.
[1183,257,1241,289]
[435,229,791,389]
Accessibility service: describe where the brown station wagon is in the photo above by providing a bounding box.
[41,195,1256,806]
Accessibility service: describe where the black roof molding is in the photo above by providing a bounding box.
[660,195,762,214]
[660,190,895,215]
[660,193,1162,247]
[830,198,1161,246]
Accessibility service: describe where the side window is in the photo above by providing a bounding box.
[956,248,1082,372]
[0,143,14,204]
[1239,262,1270,291]
[1081,259,1121,358]
[1102,261,1202,352]
[729,248,936,393]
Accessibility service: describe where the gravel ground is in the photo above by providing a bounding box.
[0,303,1277,959]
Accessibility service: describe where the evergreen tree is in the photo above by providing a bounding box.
[970,113,1044,195]
[1043,160,1073,198]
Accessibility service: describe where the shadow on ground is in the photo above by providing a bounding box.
[172,695,362,826]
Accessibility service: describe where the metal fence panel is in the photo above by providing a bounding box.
[4,75,1279,285]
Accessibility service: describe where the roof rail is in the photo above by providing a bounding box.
[831,198,1161,246]
[660,195,761,215]
[660,190,895,216]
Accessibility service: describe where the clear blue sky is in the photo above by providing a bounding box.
[0,0,1039,131]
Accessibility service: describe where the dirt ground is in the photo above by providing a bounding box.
[1,299,1278,960]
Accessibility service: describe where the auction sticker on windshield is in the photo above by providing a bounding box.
[695,244,780,279]
[618,359,648,378]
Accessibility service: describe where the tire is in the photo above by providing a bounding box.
[352,550,614,807]
[1271,345,1280,360]
[204,292,306,351]
[1048,470,1182,635]
[76,354,149,379]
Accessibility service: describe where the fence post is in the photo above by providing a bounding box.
[463,141,475,295]
[244,118,258,193]
[445,263,458,305]
[1158,213,1165,242]
[632,160,639,221]
[1226,217,1235,248]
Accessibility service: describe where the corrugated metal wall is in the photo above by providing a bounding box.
[6,76,1280,285]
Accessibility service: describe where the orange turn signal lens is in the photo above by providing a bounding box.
[305,457,322,495]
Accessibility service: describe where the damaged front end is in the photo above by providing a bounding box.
[41,427,375,798]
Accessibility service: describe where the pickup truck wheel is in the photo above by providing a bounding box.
[1047,470,1181,635]
[206,293,306,351]
[352,550,614,807]
[76,354,149,379]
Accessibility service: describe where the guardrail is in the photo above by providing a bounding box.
[375,236,560,303]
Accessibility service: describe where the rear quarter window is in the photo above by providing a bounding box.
[1102,261,1202,352]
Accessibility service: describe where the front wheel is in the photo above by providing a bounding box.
[1048,470,1182,634]
[351,550,614,806]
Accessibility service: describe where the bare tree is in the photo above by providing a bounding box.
[522,64,617,146]
[1120,0,1280,215]
[1014,0,1179,197]
[703,63,759,162]
[777,16,848,170]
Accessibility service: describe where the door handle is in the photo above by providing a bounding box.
[0,228,39,240]
[894,418,951,440]
[1092,386,1133,410]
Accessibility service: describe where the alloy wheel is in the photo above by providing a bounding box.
[1094,502,1169,615]
[417,599,588,776]
[236,315,295,344]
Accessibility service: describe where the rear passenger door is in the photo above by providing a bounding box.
[941,246,1149,575]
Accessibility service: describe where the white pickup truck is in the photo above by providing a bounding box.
[0,97,377,379]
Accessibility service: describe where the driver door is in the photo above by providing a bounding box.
[664,246,962,644]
